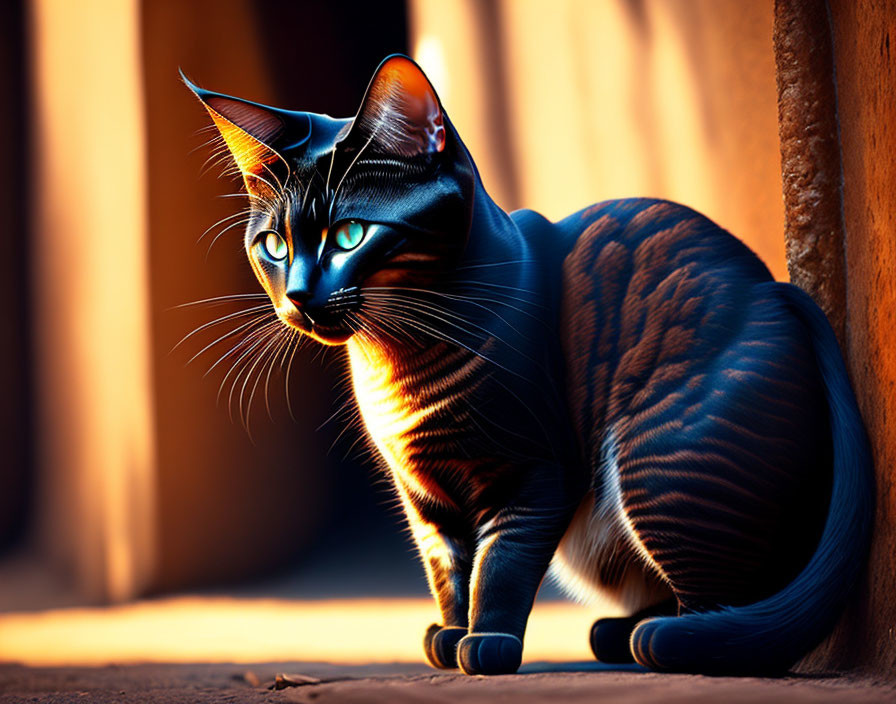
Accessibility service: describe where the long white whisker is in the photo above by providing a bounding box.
[329,129,378,221]
[186,314,276,368]
[171,293,269,309]
[198,208,253,243]
[173,304,272,353]
[205,318,281,378]
[237,329,285,433]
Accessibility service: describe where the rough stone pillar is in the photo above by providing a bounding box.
[775,0,896,676]
[773,0,847,349]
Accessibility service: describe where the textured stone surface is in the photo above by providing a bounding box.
[0,663,893,704]
[829,0,896,676]
[775,0,896,677]
[773,0,847,347]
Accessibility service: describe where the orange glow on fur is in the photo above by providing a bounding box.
[201,103,282,191]
[347,339,450,504]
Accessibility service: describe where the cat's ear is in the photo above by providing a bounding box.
[182,72,294,194]
[349,55,446,157]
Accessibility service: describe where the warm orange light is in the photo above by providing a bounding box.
[0,597,600,666]
[347,340,439,500]
[409,0,787,280]
[30,0,156,602]
[200,103,284,195]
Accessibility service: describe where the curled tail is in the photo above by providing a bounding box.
[630,282,874,675]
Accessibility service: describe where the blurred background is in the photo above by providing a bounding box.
[0,0,793,664]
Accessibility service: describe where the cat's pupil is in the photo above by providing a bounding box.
[334,221,365,250]
[264,231,287,260]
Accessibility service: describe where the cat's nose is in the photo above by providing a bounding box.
[286,290,311,310]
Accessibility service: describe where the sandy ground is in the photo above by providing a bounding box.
[1,662,894,704]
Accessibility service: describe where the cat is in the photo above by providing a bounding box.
[184,54,873,676]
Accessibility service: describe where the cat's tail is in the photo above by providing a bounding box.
[630,282,874,675]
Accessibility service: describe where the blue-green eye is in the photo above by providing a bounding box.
[263,231,287,260]
[333,221,365,250]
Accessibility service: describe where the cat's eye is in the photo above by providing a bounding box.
[262,231,288,260]
[333,221,366,250]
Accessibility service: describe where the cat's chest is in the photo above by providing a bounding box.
[347,338,493,501]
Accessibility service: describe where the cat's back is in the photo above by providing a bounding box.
[554,197,773,286]
[554,198,774,443]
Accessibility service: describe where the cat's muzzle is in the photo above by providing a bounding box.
[325,287,362,315]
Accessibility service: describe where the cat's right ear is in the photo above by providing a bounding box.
[182,71,295,196]
[347,55,447,158]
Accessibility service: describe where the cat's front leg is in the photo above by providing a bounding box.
[458,472,576,675]
[406,512,473,669]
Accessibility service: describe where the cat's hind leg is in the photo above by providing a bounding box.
[589,599,678,664]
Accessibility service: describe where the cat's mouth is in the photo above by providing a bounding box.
[284,309,354,345]
[305,319,354,345]
[280,287,360,345]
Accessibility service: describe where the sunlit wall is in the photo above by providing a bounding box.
[14,0,790,610]
[410,0,787,279]
[29,0,156,603]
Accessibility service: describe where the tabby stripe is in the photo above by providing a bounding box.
[624,491,756,522]
[621,455,777,497]
[631,515,769,547]
[705,414,800,450]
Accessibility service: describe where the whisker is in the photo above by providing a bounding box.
[205,318,282,378]
[453,259,535,271]
[198,208,253,244]
[205,216,254,256]
[172,304,272,353]
[283,331,305,423]
[263,329,295,421]
[362,300,520,377]
[187,314,277,368]
[363,292,532,365]
[329,129,378,222]
[172,293,269,309]
[237,329,285,433]
[215,322,282,413]
[365,287,526,336]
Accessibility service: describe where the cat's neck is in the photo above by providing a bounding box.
[350,183,531,362]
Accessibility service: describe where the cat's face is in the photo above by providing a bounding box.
[187,56,475,345]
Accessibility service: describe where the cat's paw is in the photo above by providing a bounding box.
[590,617,637,663]
[629,617,674,671]
[423,624,467,669]
[456,633,523,675]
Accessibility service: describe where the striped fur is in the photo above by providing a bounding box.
[190,55,873,676]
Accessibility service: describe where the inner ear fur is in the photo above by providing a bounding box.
[183,74,289,195]
[351,55,446,157]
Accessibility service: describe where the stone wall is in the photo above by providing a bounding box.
[775,0,896,674]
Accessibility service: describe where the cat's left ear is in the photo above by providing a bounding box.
[182,71,299,194]
[349,55,446,157]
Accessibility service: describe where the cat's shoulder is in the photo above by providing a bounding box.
[557,197,713,240]
[554,197,772,281]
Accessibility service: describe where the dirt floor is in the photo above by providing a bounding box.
[1,662,894,703]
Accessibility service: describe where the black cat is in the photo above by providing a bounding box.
[185,55,873,676]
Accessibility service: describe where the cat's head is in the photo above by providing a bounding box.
[186,55,476,345]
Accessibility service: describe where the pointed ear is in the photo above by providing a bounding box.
[182,71,290,194]
[351,55,446,157]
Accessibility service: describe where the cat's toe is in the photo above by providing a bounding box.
[630,617,673,671]
[590,617,637,663]
[456,633,523,675]
[423,624,466,669]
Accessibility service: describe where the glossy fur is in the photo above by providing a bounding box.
[186,55,873,676]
